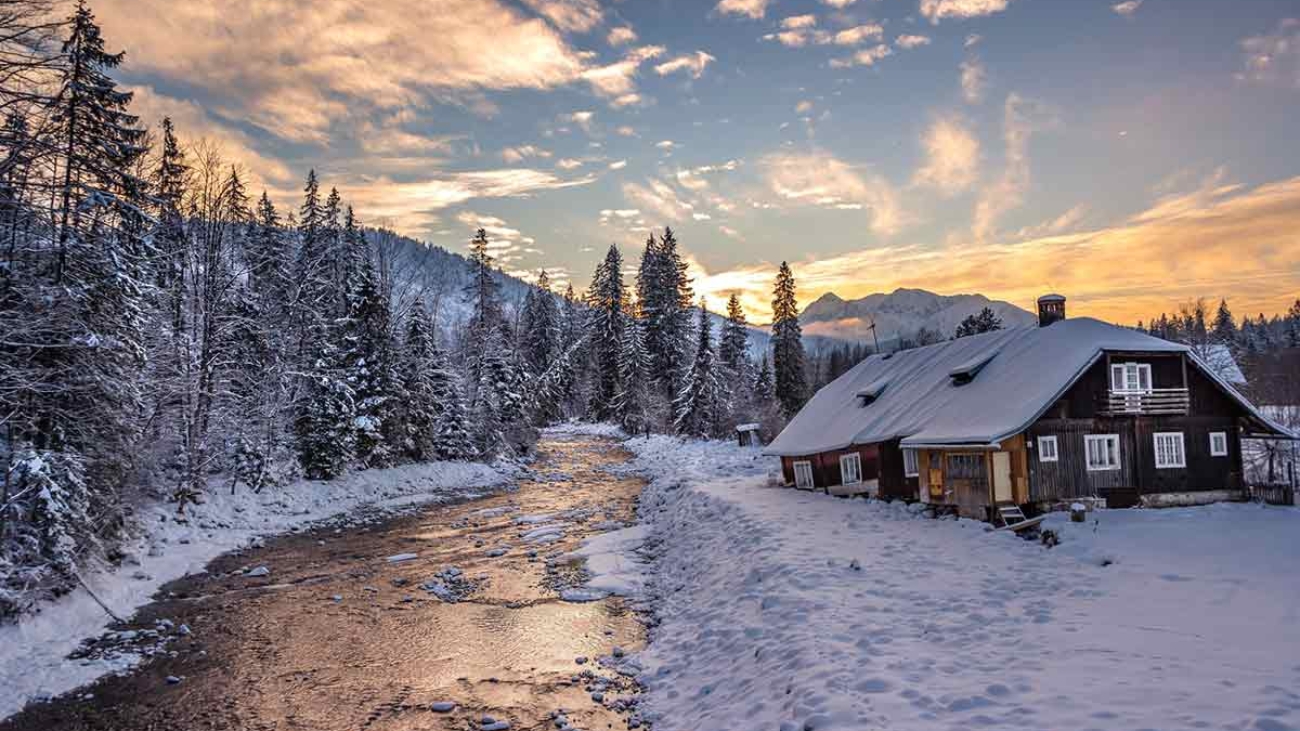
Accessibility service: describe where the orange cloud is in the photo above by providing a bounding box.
[689,174,1300,327]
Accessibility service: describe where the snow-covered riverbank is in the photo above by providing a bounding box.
[0,459,513,720]
[572,431,1300,731]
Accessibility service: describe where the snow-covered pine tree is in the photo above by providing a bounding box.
[674,300,723,438]
[521,269,560,376]
[771,261,807,418]
[340,213,400,468]
[293,327,356,479]
[718,292,752,424]
[1212,299,1236,347]
[636,229,692,414]
[615,314,651,435]
[954,307,1003,338]
[1287,300,1300,348]
[399,301,442,461]
[557,282,589,417]
[586,245,626,421]
[38,0,151,490]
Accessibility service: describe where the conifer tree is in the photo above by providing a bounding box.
[340,222,398,468]
[520,269,560,376]
[586,245,626,420]
[636,228,692,407]
[675,300,723,437]
[1212,298,1237,347]
[771,261,807,418]
[615,315,651,435]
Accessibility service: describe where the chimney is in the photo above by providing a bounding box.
[1037,294,1066,327]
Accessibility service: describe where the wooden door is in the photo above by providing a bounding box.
[992,452,1013,503]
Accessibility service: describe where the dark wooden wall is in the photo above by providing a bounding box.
[877,440,919,501]
[781,443,881,489]
[1027,416,1244,502]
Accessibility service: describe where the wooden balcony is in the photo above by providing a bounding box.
[1100,388,1190,416]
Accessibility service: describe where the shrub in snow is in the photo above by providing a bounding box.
[1,447,93,618]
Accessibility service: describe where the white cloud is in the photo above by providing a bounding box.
[607,26,637,45]
[820,0,857,6]
[501,144,553,163]
[762,150,903,235]
[556,158,584,169]
[965,33,982,47]
[851,44,894,66]
[616,125,638,137]
[1015,204,1087,239]
[972,93,1054,241]
[655,51,717,78]
[1238,18,1300,91]
[781,14,818,30]
[520,0,603,32]
[896,34,932,49]
[623,179,695,221]
[655,140,678,150]
[581,45,665,97]
[960,58,986,103]
[692,212,713,220]
[795,100,814,113]
[832,24,885,45]
[567,110,596,133]
[912,116,980,195]
[918,0,1012,24]
[611,93,647,108]
[609,159,628,170]
[97,0,590,143]
[715,0,770,20]
[1111,0,1142,17]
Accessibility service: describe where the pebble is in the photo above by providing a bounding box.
[245,566,270,577]
[575,656,588,664]
[430,701,456,713]
[165,676,182,685]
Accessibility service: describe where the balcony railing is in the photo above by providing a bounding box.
[1100,388,1190,416]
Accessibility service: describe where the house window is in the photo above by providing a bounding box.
[1153,432,1186,469]
[793,461,814,488]
[903,449,919,478]
[840,453,862,485]
[947,454,985,480]
[1037,436,1059,462]
[1109,362,1153,393]
[1085,434,1121,471]
[1209,431,1229,457]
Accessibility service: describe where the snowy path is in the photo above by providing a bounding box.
[602,435,1300,731]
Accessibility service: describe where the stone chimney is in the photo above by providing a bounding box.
[1037,294,1066,327]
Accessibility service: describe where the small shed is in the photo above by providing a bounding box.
[736,423,763,448]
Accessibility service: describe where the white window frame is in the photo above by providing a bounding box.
[1153,432,1186,469]
[839,453,862,485]
[902,449,919,478]
[1084,434,1121,472]
[793,460,814,488]
[1110,362,1153,393]
[1037,436,1059,463]
[1209,431,1229,457]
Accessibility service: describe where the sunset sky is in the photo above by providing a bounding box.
[97,0,1300,323]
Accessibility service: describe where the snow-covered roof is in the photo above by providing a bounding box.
[765,317,1294,457]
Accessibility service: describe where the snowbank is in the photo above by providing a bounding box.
[0,459,512,719]
[590,433,1300,731]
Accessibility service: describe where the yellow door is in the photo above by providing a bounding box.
[992,452,1013,503]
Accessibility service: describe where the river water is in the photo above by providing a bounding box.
[4,433,647,731]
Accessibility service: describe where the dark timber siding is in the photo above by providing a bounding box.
[781,444,881,489]
[1027,353,1247,502]
[878,440,919,501]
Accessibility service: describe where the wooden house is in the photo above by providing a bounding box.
[764,295,1295,519]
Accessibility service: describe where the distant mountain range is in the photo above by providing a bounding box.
[372,232,1035,355]
[799,288,1038,345]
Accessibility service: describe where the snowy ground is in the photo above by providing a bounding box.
[570,433,1300,731]
[0,459,512,719]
